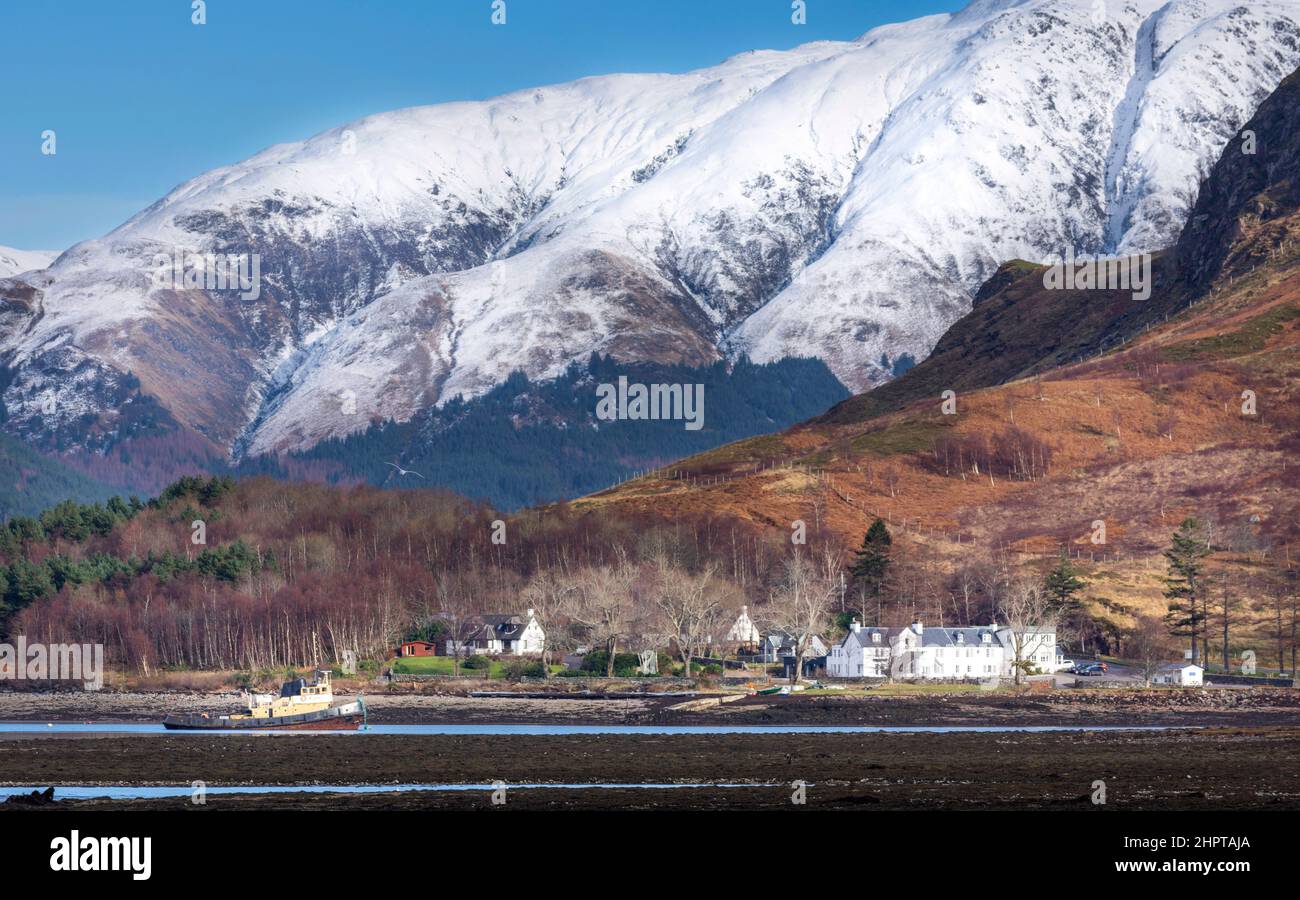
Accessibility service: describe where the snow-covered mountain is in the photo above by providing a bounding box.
[0,247,58,278]
[3,0,1298,460]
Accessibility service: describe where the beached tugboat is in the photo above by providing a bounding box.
[163,669,366,730]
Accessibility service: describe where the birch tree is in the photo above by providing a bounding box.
[998,578,1056,685]
[566,553,639,677]
[650,559,736,677]
[764,549,836,684]
[521,568,578,676]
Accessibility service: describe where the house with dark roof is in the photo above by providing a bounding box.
[758,631,829,664]
[755,630,829,678]
[442,610,545,657]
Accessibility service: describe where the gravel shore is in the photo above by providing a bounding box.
[3,687,1300,727]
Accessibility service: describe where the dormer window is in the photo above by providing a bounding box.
[872,633,881,643]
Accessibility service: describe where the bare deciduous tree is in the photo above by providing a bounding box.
[998,578,1056,685]
[565,552,639,677]
[763,549,837,684]
[437,572,481,677]
[521,568,578,676]
[1130,614,1174,686]
[649,559,738,677]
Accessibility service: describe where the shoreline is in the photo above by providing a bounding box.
[2,686,1299,728]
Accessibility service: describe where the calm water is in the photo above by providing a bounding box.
[0,783,766,800]
[0,722,1180,736]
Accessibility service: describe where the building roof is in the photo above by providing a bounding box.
[916,627,1002,648]
[447,613,537,642]
[765,631,828,655]
[481,614,525,639]
[841,627,901,649]
[725,609,760,642]
[840,623,1028,650]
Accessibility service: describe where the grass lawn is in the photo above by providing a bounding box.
[389,656,564,678]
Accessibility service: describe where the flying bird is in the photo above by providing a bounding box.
[385,461,425,479]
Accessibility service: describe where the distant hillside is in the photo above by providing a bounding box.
[816,250,1183,427]
[238,355,849,510]
[0,431,120,520]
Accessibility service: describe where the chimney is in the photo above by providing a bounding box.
[526,608,534,618]
[912,621,923,634]
[741,605,748,615]
[850,619,861,633]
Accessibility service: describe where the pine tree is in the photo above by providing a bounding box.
[848,518,892,621]
[4,558,54,609]
[1043,553,1087,649]
[1044,554,1086,612]
[1163,517,1210,664]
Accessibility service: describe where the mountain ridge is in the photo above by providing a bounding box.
[0,247,57,279]
[2,0,1298,488]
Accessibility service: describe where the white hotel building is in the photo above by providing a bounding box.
[827,620,1064,680]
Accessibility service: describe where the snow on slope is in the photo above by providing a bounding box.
[2,0,1298,458]
[0,247,57,278]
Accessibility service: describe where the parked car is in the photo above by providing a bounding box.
[1077,664,1107,676]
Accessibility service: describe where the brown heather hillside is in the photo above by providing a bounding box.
[574,255,1300,643]
[574,70,1300,648]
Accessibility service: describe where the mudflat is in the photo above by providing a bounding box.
[2,728,1298,811]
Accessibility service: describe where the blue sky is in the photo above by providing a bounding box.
[0,0,962,250]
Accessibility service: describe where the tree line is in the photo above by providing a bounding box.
[2,473,1295,680]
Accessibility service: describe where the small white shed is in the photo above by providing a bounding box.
[1153,663,1204,686]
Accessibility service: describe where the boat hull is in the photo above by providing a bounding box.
[162,700,366,731]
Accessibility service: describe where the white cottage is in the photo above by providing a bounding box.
[723,605,761,647]
[444,610,545,656]
[1152,663,1203,686]
[827,620,1066,680]
[827,624,903,678]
